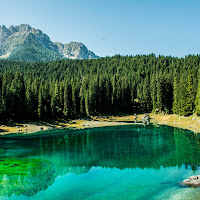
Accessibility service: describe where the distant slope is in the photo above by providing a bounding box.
[8,33,63,62]
[0,24,98,62]
[54,42,98,59]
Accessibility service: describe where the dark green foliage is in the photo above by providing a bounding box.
[51,81,62,118]
[63,82,72,118]
[0,54,199,122]
[38,84,44,119]
[185,72,195,115]
[195,69,200,115]
[172,69,179,114]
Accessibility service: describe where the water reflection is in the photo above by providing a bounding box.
[0,125,200,197]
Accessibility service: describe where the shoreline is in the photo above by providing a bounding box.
[0,114,200,136]
[66,114,200,134]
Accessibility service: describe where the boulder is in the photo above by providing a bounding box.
[182,175,200,188]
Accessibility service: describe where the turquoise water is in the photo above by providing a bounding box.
[1,125,200,200]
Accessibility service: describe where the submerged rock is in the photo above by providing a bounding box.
[182,175,200,188]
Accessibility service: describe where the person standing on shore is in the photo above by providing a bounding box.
[134,114,138,123]
[142,114,150,126]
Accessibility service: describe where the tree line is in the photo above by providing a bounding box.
[0,54,199,122]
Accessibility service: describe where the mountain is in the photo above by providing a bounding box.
[0,24,98,62]
[54,42,98,59]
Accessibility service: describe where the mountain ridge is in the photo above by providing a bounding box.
[0,24,98,62]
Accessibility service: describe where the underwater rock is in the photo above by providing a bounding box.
[182,175,200,188]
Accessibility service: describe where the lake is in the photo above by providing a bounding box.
[0,125,200,200]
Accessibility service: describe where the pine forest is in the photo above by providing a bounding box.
[0,54,199,122]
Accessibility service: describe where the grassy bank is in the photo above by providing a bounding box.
[109,114,200,133]
[65,114,200,133]
[0,114,200,135]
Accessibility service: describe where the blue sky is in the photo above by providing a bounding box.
[0,0,200,57]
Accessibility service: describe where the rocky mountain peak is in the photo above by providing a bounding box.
[0,25,11,37]
[0,24,98,61]
[17,24,32,33]
[54,41,98,59]
[8,25,18,34]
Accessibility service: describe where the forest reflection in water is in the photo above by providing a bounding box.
[0,125,200,198]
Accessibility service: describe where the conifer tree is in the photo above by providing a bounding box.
[143,77,151,111]
[85,91,90,116]
[51,81,60,118]
[181,72,195,115]
[186,72,195,114]
[156,75,163,112]
[151,75,157,111]
[63,82,71,118]
[173,70,180,114]
[179,74,188,116]
[195,76,200,115]
[38,84,44,119]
